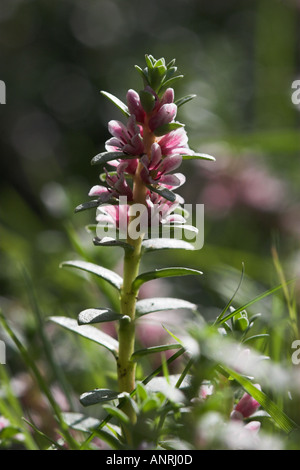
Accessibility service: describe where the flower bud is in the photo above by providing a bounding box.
[235,389,261,418]
[126,89,145,123]
[148,103,177,131]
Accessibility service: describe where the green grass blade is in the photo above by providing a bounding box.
[217,278,297,325]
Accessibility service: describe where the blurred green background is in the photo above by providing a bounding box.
[0,0,299,440]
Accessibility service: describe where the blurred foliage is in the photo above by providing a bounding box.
[0,0,300,449]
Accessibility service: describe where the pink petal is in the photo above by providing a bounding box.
[123,158,138,174]
[108,120,128,143]
[160,88,174,106]
[105,137,123,152]
[148,103,177,131]
[150,142,162,169]
[88,185,111,201]
[158,127,189,152]
[160,154,182,174]
[159,174,182,187]
[170,172,186,188]
[126,115,140,137]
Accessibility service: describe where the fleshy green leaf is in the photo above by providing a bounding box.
[102,405,130,425]
[75,198,119,213]
[60,260,123,291]
[182,153,216,161]
[62,412,101,432]
[132,267,203,290]
[100,91,130,117]
[158,75,184,94]
[136,297,198,317]
[146,184,177,202]
[93,237,134,252]
[74,199,101,213]
[134,65,150,86]
[154,122,185,137]
[139,89,156,112]
[149,65,167,92]
[131,343,182,361]
[93,428,125,450]
[91,151,136,166]
[164,66,177,81]
[78,308,126,325]
[175,94,197,108]
[48,316,119,357]
[243,334,270,344]
[142,238,195,252]
[80,389,125,407]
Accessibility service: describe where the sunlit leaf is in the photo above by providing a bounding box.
[91,151,136,166]
[182,153,215,161]
[131,343,182,361]
[142,238,195,252]
[80,389,125,407]
[93,428,125,450]
[93,237,134,252]
[60,260,123,291]
[100,90,130,117]
[158,75,184,94]
[74,199,101,213]
[154,122,184,137]
[146,184,177,202]
[48,316,119,357]
[132,267,203,290]
[175,94,197,108]
[136,297,197,317]
[78,308,126,325]
[62,412,101,432]
[102,405,130,425]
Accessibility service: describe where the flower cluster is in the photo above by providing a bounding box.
[87,55,198,231]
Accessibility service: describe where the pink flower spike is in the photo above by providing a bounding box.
[127,89,145,123]
[148,103,177,131]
